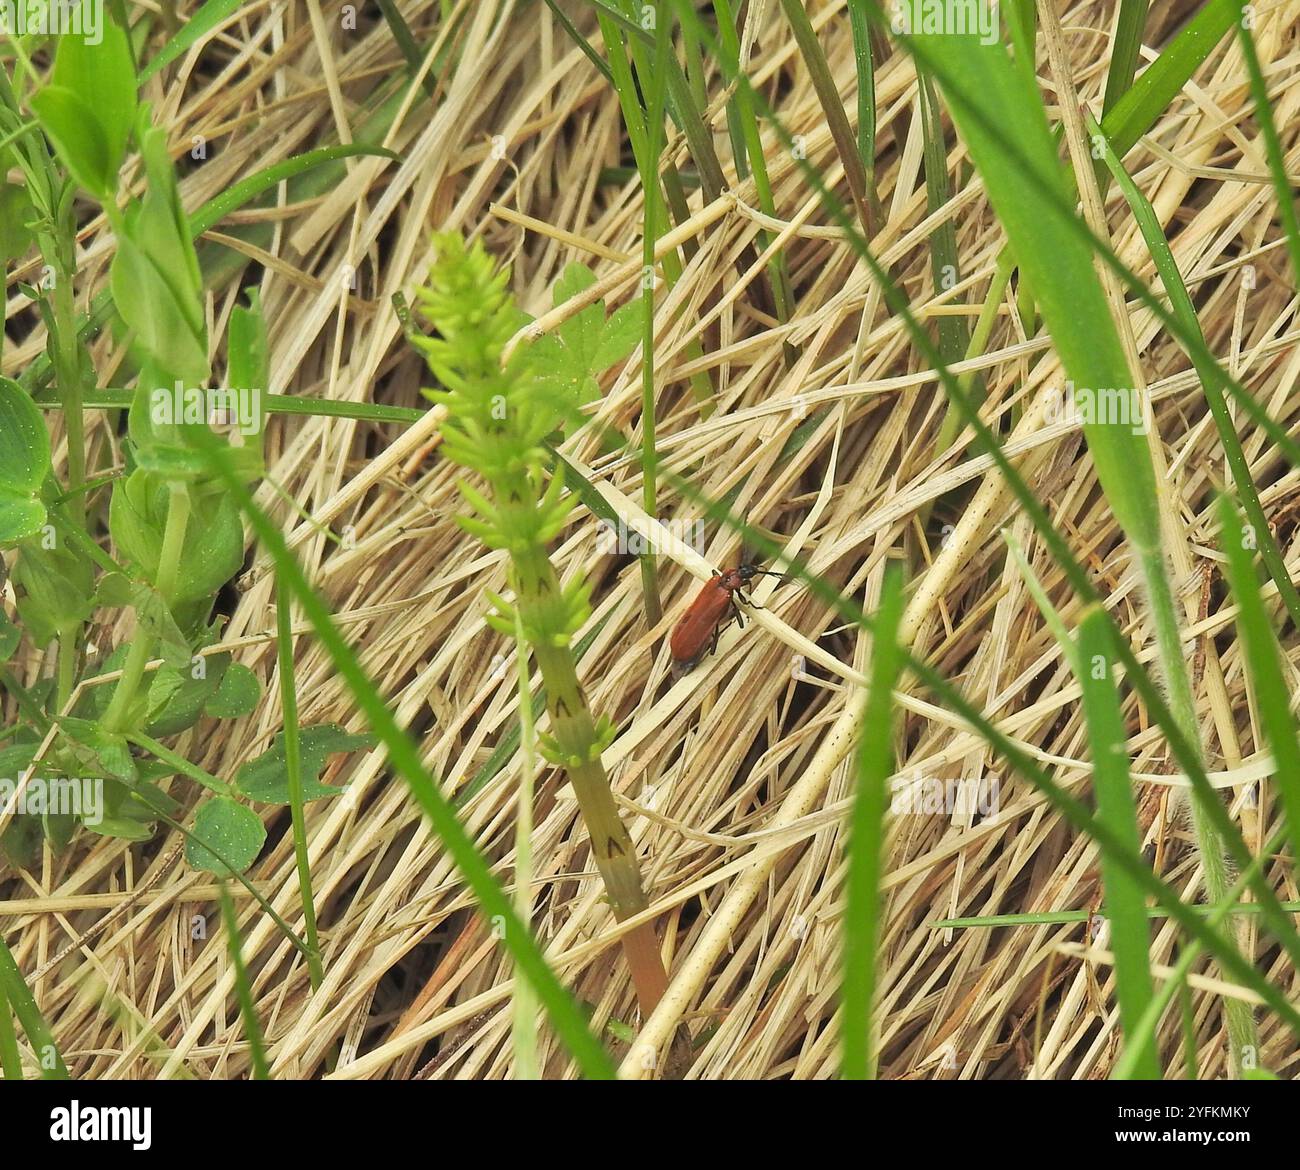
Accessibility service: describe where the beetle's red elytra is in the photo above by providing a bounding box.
[669,563,781,669]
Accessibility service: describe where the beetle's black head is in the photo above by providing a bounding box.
[736,561,785,584]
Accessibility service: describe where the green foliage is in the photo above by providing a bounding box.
[0,184,35,264]
[12,538,93,647]
[109,472,245,602]
[187,796,267,875]
[531,264,640,412]
[0,34,296,881]
[235,725,373,803]
[0,378,52,545]
[205,664,263,719]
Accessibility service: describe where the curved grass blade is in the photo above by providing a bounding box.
[277,578,323,990]
[190,144,400,237]
[0,977,20,1078]
[139,0,244,83]
[1102,0,1151,117]
[1234,9,1300,284]
[1112,824,1290,1078]
[1104,0,1238,160]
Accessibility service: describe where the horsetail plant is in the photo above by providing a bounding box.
[411,232,669,1014]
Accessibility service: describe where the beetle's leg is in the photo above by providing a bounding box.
[736,588,763,612]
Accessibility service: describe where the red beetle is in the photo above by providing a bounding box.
[670,563,782,669]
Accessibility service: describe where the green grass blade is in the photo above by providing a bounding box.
[841,567,905,1081]
[908,25,1158,554]
[139,0,244,83]
[918,71,968,366]
[1090,109,1300,630]
[277,577,323,991]
[542,0,614,84]
[1102,0,1151,117]
[36,387,423,425]
[932,900,1300,929]
[0,936,67,1078]
[1180,981,1200,1079]
[1077,607,1158,1077]
[1111,824,1289,1078]
[1218,495,1300,869]
[778,0,873,235]
[0,977,21,1078]
[190,144,400,237]
[847,0,877,195]
[1103,0,1238,159]
[219,881,271,1079]
[1234,11,1300,284]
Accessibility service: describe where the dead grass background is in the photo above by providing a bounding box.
[3,0,1300,1079]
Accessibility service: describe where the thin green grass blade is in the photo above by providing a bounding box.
[139,0,243,83]
[1090,110,1300,632]
[0,978,20,1078]
[918,71,968,366]
[219,881,271,1079]
[1102,0,1151,116]
[1234,10,1300,284]
[932,900,1300,928]
[778,0,873,236]
[637,0,672,626]
[713,0,794,322]
[908,24,1159,554]
[190,144,399,237]
[0,937,67,1078]
[511,611,539,1079]
[1104,0,1238,159]
[1180,981,1200,1079]
[1111,824,1290,1078]
[542,0,615,84]
[841,567,905,1081]
[1218,495,1300,869]
[37,387,423,424]
[1077,607,1159,1077]
[276,578,323,990]
[847,0,878,207]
